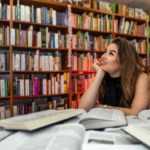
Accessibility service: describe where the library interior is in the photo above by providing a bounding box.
[0,0,150,150]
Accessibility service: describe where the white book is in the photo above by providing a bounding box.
[126,109,150,125]
[36,31,41,47]
[0,109,83,131]
[20,5,25,21]
[6,5,10,20]
[25,79,29,96]
[20,79,24,96]
[25,6,30,22]
[79,108,127,130]
[0,123,148,150]
[123,123,150,148]
[36,8,41,23]
[52,10,56,25]
[21,53,25,71]
[11,28,15,45]
[15,54,21,70]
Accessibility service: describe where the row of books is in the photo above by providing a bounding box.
[118,3,148,19]
[13,73,69,96]
[0,79,9,97]
[72,52,96,71]
[71,13,112,32]
[0,2,10,20]
[0,51,9,71]
[14,2,68,25]
[54,0,148,20]
[114,18,146,36]
[67,0,116,13]
[72,73,94,93]
[72,32,112,51]
[0,25,10,46]
[13,97,68,116]
[0,105,10,119]
[72,99,78,109]
[0,97,69,119]
[13,50,62,71]
[130,39,147,54]
[11,27,68,48]
[0,0,149,21]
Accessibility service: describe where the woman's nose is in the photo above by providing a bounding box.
[101,53,106,59]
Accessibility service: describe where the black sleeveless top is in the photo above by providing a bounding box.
[100,74,126,107]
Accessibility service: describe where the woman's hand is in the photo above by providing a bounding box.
[93,59,105,75]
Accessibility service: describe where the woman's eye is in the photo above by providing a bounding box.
[109,52,114,56]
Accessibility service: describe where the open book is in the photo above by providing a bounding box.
[123,123,150,148]
[0,127,13,141]
[0,109,83,131]
[127,109,150,125]
[0,123,148,150]
[79,108,127,129]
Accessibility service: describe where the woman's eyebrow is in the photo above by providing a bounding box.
[109,49,117,53]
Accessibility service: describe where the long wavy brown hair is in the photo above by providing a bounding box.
[99,37,145,107]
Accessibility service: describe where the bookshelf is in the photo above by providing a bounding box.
[0,0,149,118]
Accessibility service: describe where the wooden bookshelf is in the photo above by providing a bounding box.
[0,0,149,118]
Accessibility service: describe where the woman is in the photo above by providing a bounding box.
[79,37,150,115]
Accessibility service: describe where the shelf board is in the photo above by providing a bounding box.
[72,27,113,35]
[0,19,10,24]
[0,71,10,74]
[71,70,96,74]
[72,5,113,15]
[13,20,68,30]
[13,70,70,74]
[0,96,10,100]
[114,13,147,22]
[12,46,68,52]
[72,49,101,53]
[14,93,69,100]
[115,33,147,39]
[19,0,67,10]
[0,45,10,49]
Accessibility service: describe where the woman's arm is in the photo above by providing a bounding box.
[78,60,105,111]
[96,73,150,115]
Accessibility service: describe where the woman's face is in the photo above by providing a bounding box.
[99,43,122,77]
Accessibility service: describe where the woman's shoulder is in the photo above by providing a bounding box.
[138,72,149,80]
[136,72,150,87]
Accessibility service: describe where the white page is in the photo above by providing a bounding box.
[83,130,139,145]
[126,115,147,125]
[82,144,149,150]
[80,108,125,122]
[0,128,13,141]
[138,109,150,122]
[123,123,150,147]
[0,124,85,150]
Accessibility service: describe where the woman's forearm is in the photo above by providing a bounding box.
[95,104,144,116]
[78,71,104,111]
